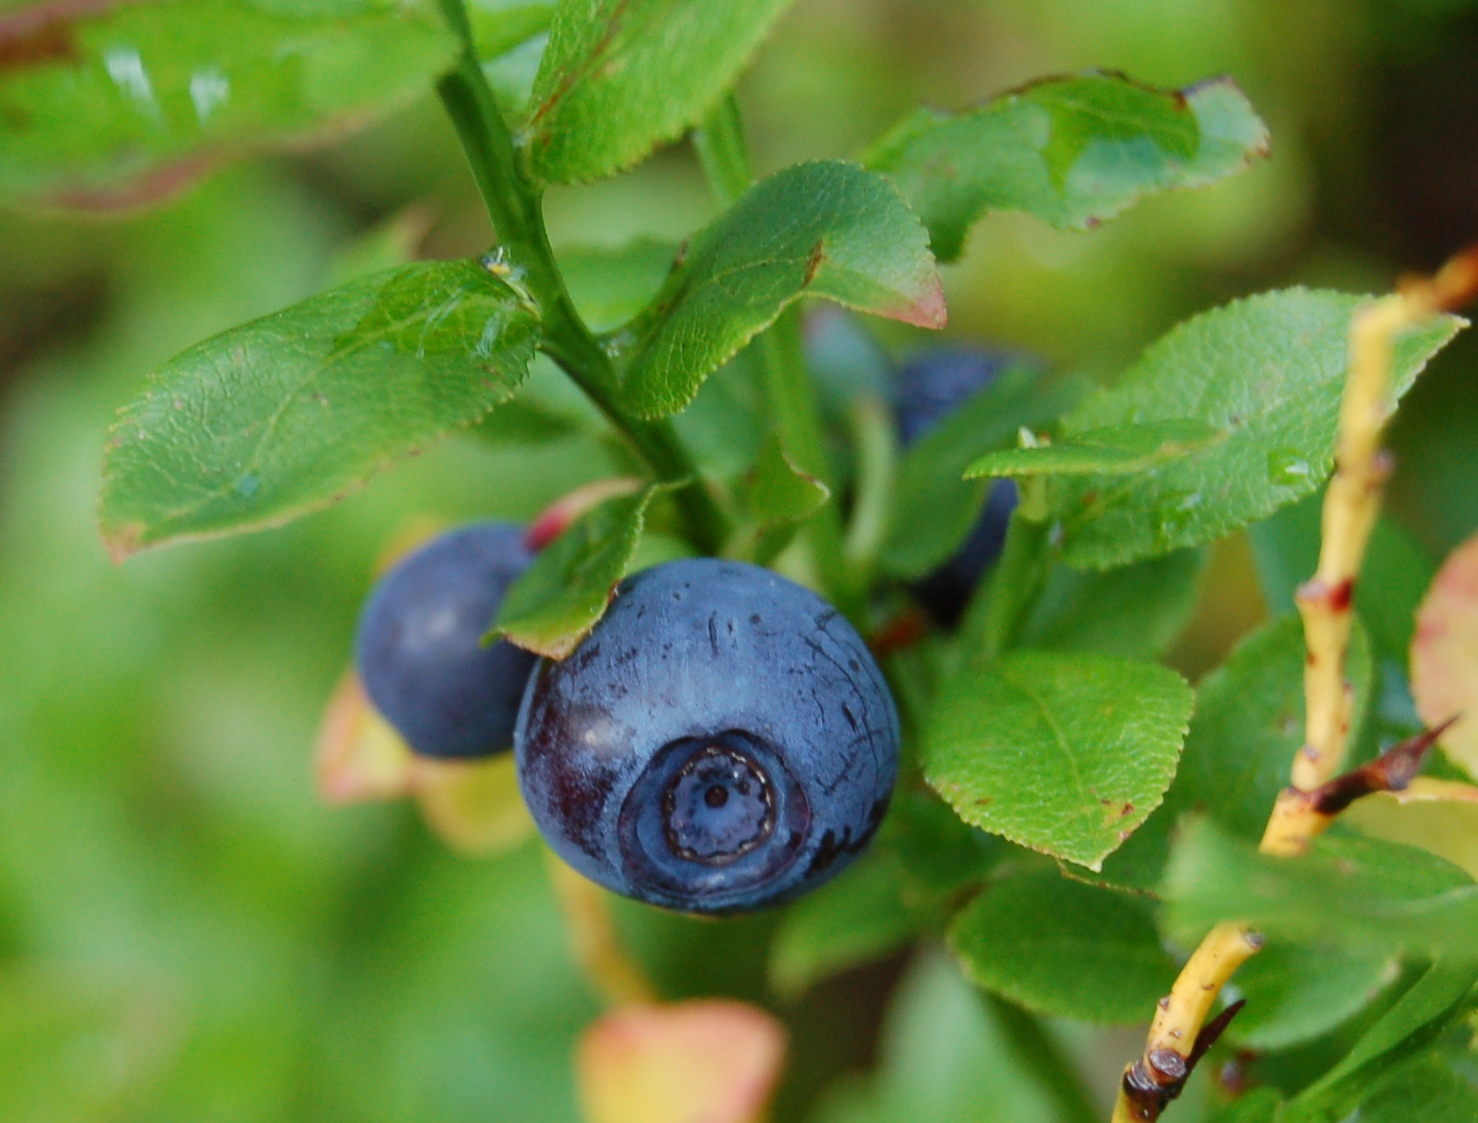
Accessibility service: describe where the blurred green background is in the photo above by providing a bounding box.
[3,0,1478,1119]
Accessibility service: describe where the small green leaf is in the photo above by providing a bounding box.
[0,0,457,209]
[617,161,945,419]
[949,869,1177,1024]
[100,260,538,557]
[734,434,830,565]
[966,419,1222,479]
[1284,959,1478,1123]
[1161,818,1478,956]
[1355,1057,1478,1123]
[768,850,918,998]
[523,0,797,183]
[880,368,1085,580]
[865,72,1270,262]
[923,650,1193,869]
[738,435,830,525]
[1226,943,1398,1051]
[491,483,664,658]
[1018,547,1206,660]
[1055,290,1463,570]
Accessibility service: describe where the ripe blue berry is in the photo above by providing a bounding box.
[896,347,1021,625]
[355,522,537,760]
[515,559,899,914]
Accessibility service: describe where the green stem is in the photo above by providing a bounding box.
[434,7,727,554]
[961,506,1052,660]
[694,95,860,613]
[842,395,895,576]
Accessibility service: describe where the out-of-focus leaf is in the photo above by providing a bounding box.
[768,849,917,998]
[880,368,1084,579]
[1206,1089,1284,1123]
[812,950,1062,1123]
[313,669,416,804]
[490,483,662,658]
[734,435,829,565]
[467,0,554,59]
[325,206,433,286]
[923,650,1193,869]
[1054,290,1462,570]
[949,869,1177,1024]
[523,0,797,183]
[1283,959,1478,1123]
[616,161,943,419]
[100,260,538,557]
[470,353,606,448]
[0,0,457,209]
[1018,547,1206,659]
[576,1000,786,1123]
[559,239,678,332]
[1226,943,1397,1051]
[1161,818,1478,956]
[1355,1056,1478,1123]
[966,419,1222,479]
[412,754,534,855]
[864,72,1270,262]
[881,783,1005,901]
[1412,530,1478,777]
[1344,777,1478,880]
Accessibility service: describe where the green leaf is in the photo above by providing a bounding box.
[1284,959,1478,1123]
[923,650,1194,869]
[734,434,830,565]
[100,260,537,557]
[1094,614,1374,894]
[0,0,457,209]
[1055,290,1463,570]
[1226,943,1398,1051]
[490,482,664,658]
[1161,818,1478,957]
[616,161,945,419]
[1355,1056,1478,1123]
[949,869,1177,1024]
[768,849,918,998]
[966,419,1222,479]
[1018,547,1206,660]
[864,72,1270,262]
[882,783,1005,902]
[880,368,1085,580]
[522,0,797,183]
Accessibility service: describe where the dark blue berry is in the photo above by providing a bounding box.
[355,522,537,760]
[896,347,1022,626]
[514,558,899,914]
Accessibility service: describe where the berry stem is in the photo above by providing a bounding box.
[694,95,862,615]
[433,0,727,555]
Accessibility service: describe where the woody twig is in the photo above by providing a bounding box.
[1111,247,1478,1123]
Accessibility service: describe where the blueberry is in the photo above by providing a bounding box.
[355,522,537,759]
[896,347,1022,626]
[514,558,899,914]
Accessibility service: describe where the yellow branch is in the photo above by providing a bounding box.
[1111,246,1478,1122]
